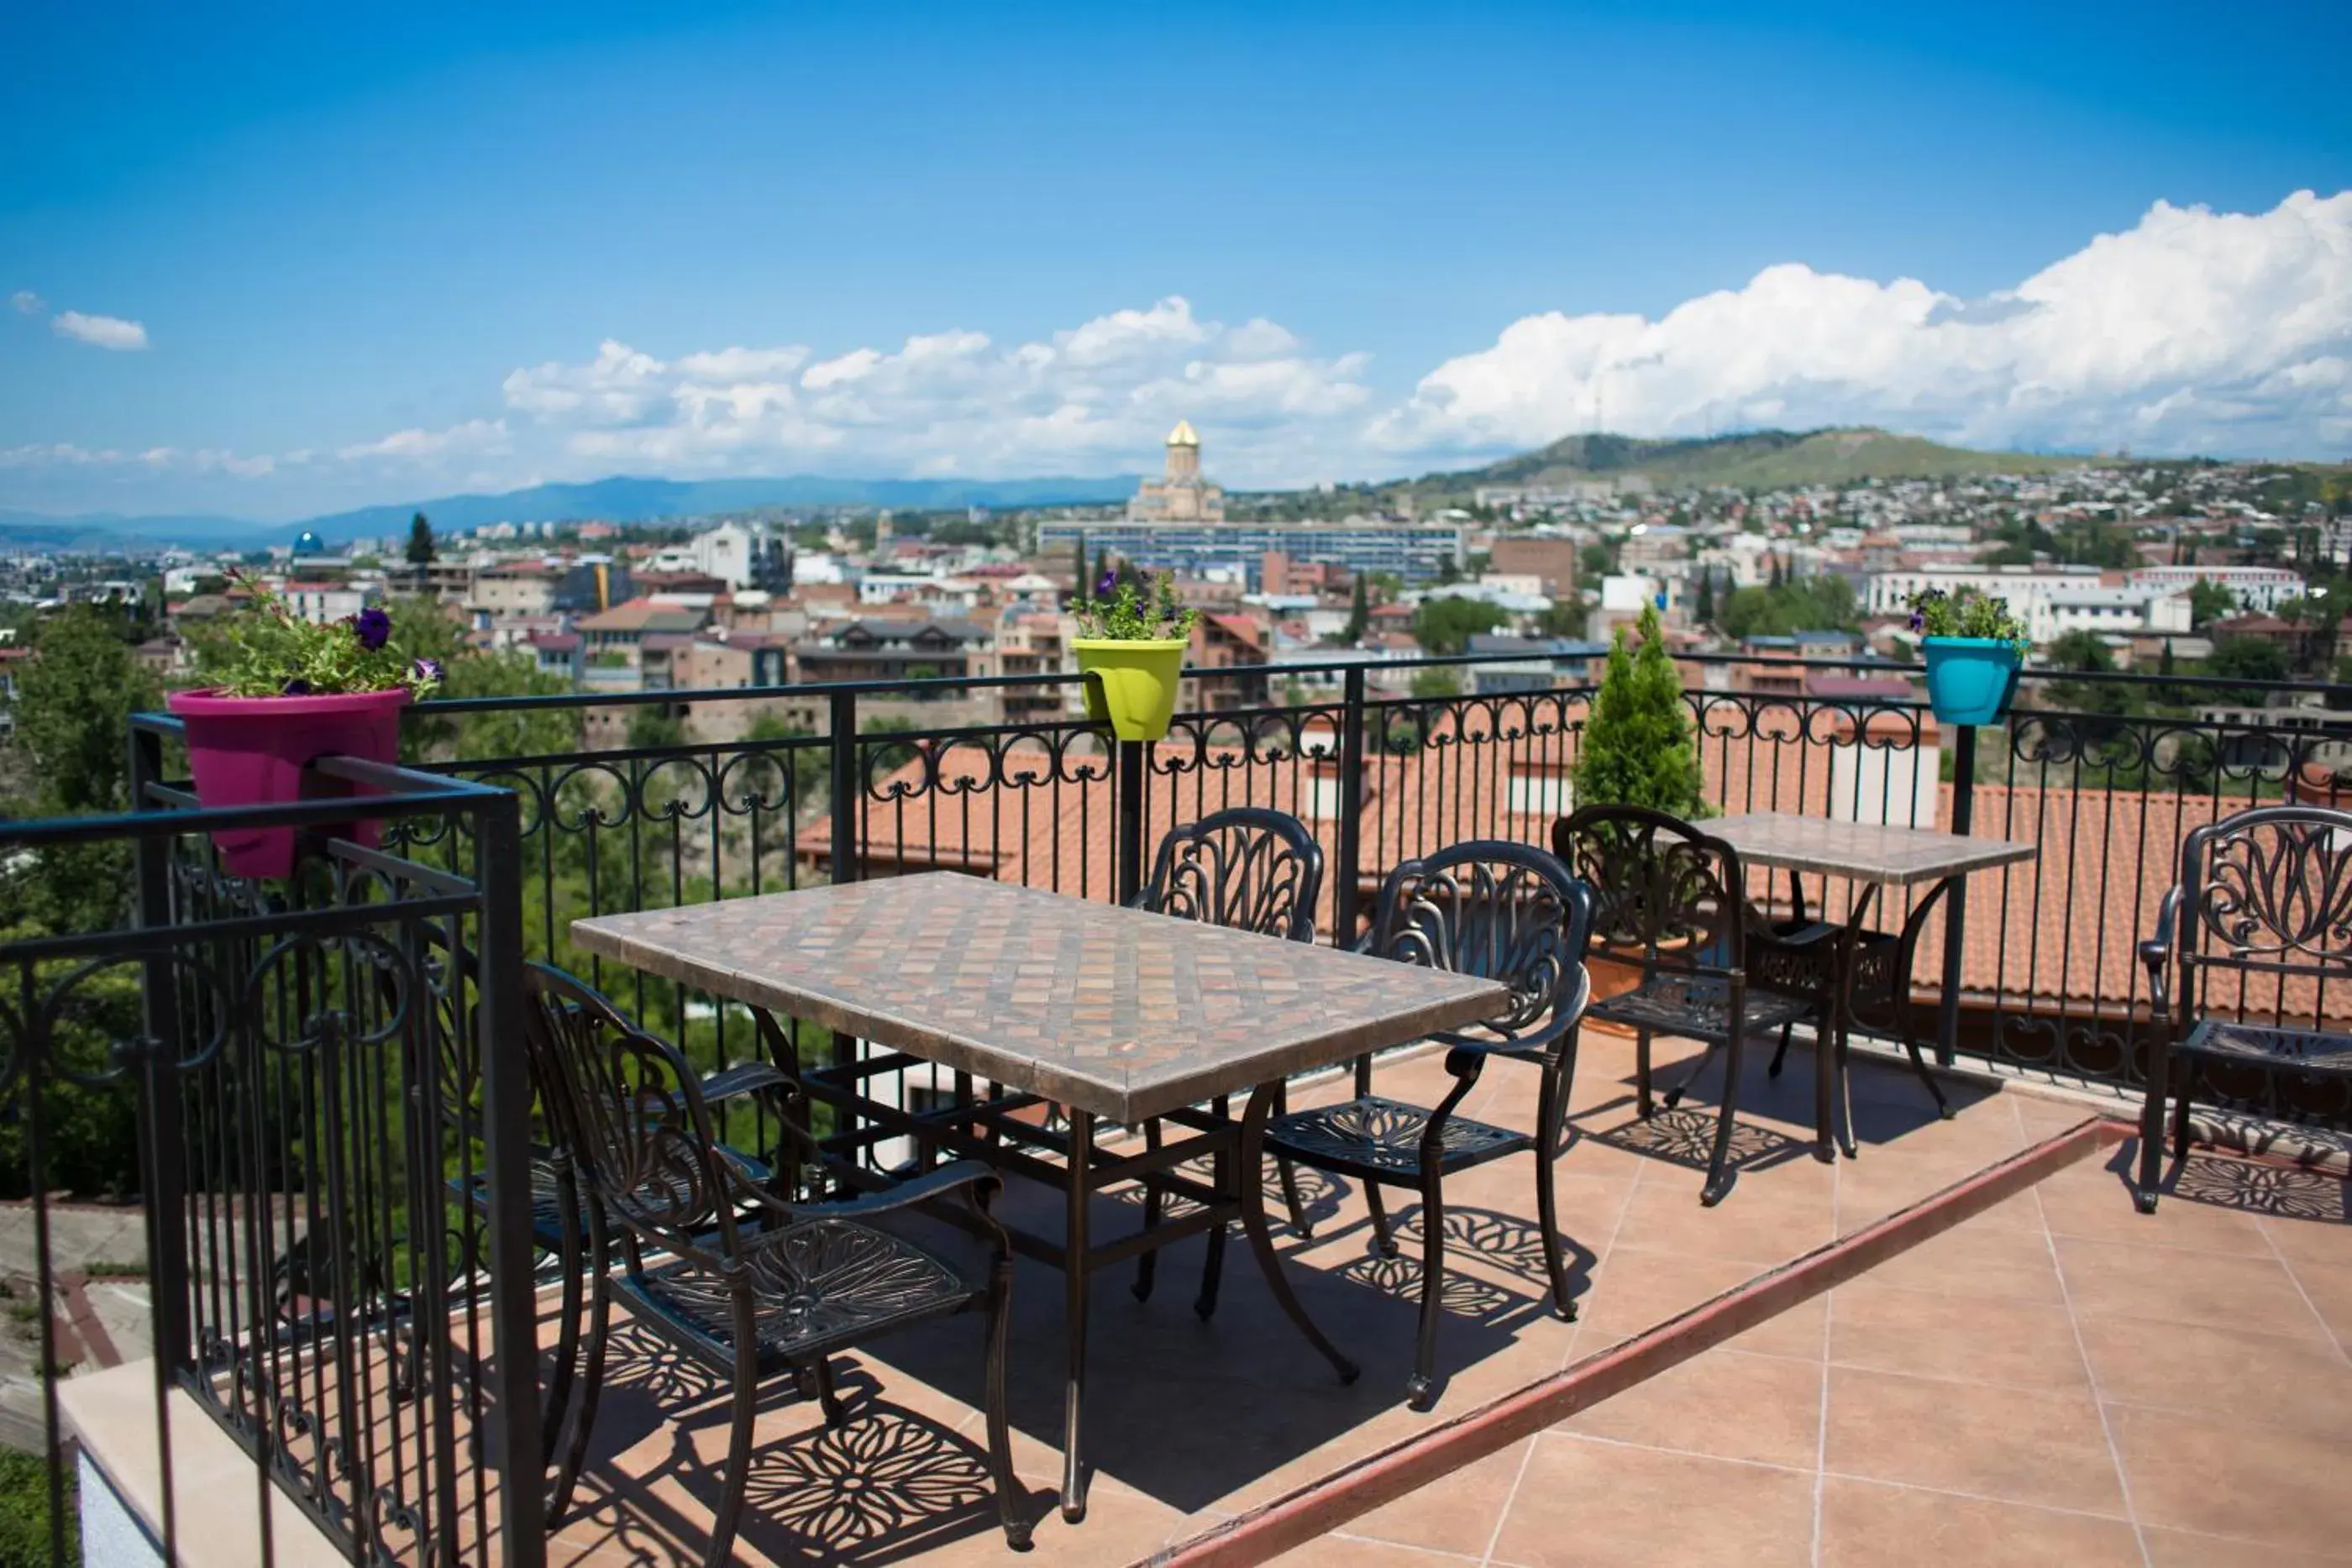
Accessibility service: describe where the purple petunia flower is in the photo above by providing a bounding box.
[1908,611,1925,632]
[1095,569,1119,598]
[283,678,312,695]
[352,606,393,650]
[410,656,444,684]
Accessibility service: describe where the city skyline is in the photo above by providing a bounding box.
[3,2,2349,521]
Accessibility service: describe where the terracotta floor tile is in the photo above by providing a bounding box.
[1575,1247,1828,1361]
[1488,1435,1815,1568]
[2279,1256,2352,1348]
[2261,1209,2352,1266]
[1557,1348,1824,1469]
[1817,1477,2143,1568]
[1821,1366,2128,1516]
[2141,1525,2352,1566]
[2077,1315,2352,1440]
[2037,1163,2276,1255]
[1845,1214,2066,1304]
[2051,1235,2331,1342]
[1827,1283,2088,1391]
[2108,1403,2352,1555]
[1338,1437,1530,1558]
[1276,1535,1485,1565]
[1609,1174,1837,1266]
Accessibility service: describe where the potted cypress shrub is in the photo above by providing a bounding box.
[1072,569,1200,742]
[1570,603,1710,1030]
[1907,588,2029,726]
[168,574,443,877]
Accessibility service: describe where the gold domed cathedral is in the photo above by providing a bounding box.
[1127,419,1226,522]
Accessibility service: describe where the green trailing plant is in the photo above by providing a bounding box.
[195,574,444,698]
[1905,587,2031,653]
[1074,568,1199,641]
[1573,603,1707,819]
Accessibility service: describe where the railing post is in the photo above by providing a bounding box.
[1333,666,1368,948]
[1936,724,1977,1066]
[128,725,192,1376]
[472,789,548,1565]
[828,688,860,895]
[1116,739,1146,907]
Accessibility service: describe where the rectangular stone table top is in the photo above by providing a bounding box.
[571,873,1511,1125]
[1708,812,2036,885]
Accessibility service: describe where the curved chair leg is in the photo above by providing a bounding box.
[1534,1064,1576,1319]
[811,1354,848,1428]
[1131,1120,1163,1303]
[548,1207,612,1527]
[1700,1031,1749,1207]
[1900,1032,1953,1120]
[705,1354,761,1568]
[1635,1029,1655,1119]
[1362,1180,1399,1258]
[2171,1076,2195,1166]
[1833,1020,1858,1161]
[2134,1049,2169,1214]
[1196,1097,1231,1320]
[1813,1014,1838,1165]
[541,1231,584,1465]
[1407,1165,1448,1412]
[981,1250,1032,1550]
[1767,1023,1794,1079]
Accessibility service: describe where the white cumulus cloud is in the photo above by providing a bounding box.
[8,290,43,317]
[1373,190,2352,462]
[51,310,150,351]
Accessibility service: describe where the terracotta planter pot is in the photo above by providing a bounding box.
[1582,935,1698,1038]
[167,687,412,878]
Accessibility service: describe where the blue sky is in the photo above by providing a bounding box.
[4,1,2349,522]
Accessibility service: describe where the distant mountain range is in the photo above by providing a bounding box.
[0,427,2142,555]
[1390,427,2090,505]
[0,474,1139,552]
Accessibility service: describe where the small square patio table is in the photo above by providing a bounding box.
[572,873,1509,1522]
[1707,812,2034,1139]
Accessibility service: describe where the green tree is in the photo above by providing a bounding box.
[627,705,687,750]
[1412,595,1511,656]
[2187,579,2235,628]
[1409,664,1463,700]
[1070,533,1087,600]
[1693,569,1715,627]
[405,511,437,568]
[1533,600,1587,639]
[1572,603,1706,818]
[1716,577,1858,641]
[11,606,160,817]
[2045,629,2134,722]
[2205,635,2291,703]
[1341,575,1369,642]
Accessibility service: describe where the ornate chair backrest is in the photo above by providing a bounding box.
[1369,840,1594,1060]
[1137,807,1325,943]
[519,962,750,1266]
[1551,805,1746,981]
[2172,805,2352,1031]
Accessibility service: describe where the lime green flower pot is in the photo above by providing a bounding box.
[1074,637,1188,742]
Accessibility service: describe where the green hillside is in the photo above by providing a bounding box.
[1399,427,2092,505]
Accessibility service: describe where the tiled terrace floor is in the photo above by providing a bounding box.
[539,1032,2352,1567]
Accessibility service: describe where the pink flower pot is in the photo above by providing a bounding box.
[166,688,412,878]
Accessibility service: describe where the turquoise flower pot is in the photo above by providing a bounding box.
[1922,637,2022,726]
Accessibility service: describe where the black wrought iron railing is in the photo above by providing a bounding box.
[405,652,2352,1120]
[3,739,540,1567]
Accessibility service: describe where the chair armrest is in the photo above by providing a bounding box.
[701,1061,792,1103]
[2139,887,2183,1023]
[801,1159,1001,1224]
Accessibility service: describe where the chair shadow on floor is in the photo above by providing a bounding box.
[1570,1093,1812,1182]
[2094,1141,2351,1225]
[1333,1203,1601,1324]
[556,1322,1044,1565]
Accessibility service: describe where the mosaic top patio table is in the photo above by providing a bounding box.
[1708,812,2035,1136]
[571,872,1509,1523]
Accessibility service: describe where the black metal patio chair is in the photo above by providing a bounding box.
[1126,807,1326,1312]
[2134,804,2352,1213]
[1551,805,1830,1204]
[395,934,780,1519]
[1257,840,1593,1410]
[519,962,1028,1564]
